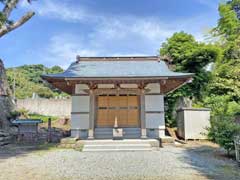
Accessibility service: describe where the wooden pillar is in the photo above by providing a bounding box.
[140,88,147,139]
[88,89,95,139]
[47,118,52,142]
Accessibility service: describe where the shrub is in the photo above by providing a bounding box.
[28,114,58,122]
[208,116,240,155]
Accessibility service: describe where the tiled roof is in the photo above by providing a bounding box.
[42,56,193,79]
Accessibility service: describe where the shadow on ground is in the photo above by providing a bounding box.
[178,142,240,180]
[0,142,60,160]
[0,125,70,160]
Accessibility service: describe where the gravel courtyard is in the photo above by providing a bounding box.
[0,143,239,180]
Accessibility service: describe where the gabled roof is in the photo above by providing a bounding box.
[42,56,193,79]
[41,56,194,94]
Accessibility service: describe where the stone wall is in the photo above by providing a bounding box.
[16,98,71,117]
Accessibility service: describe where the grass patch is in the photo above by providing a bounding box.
[35,142,59,151]
[29,113,58,123]
[219,164,240,176]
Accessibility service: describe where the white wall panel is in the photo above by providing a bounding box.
[145,95,164,111]
[71,114,89,129]
[146,113,165,129]
[72,96,90,112]
[180,109,210,139]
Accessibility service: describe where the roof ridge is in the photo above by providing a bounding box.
[75,55,161,62]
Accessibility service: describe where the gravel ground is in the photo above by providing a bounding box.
[0,143,239,180]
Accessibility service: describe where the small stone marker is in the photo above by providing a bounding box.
[113,117,123,140]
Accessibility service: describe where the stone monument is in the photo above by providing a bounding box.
[0,59,14,129]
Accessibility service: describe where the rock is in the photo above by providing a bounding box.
[0,129,13,146]
[58,118,69,125]
[0,131,10,137]
[60,137,77,144]
[0,141,9,146]
[0,59,15,129]
[8,126,18,135]
[0,136,11,141]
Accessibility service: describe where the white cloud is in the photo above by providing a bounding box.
[42,13,216,68]
[21,0,218,68]
[20,0,96,22]
[42,34,101,68]
[96,17,174,42]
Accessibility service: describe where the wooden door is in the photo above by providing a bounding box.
[127,96,139,126]
[96,95,139,127]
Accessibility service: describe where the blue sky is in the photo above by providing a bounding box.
[0,0,221,69]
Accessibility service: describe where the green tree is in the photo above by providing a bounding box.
[6,64,67,99]
[207,0,240,103]
[213,1,240,41]
[203,1,240,155]
[160,32,221,126]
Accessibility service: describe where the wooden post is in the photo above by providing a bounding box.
[47,118,52,142]
[140,88,147,139]
[88,89,95,139]
[35,123,39,142]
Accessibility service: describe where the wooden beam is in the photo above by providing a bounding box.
[44,77,192,95]
[85,88,151,95]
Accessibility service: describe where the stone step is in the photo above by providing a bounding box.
[160,136,175,143]
[83,144,152,152]
[81,139,159,152]
[83,148,152,152]
[95,131,113,135]
[84,143,151,148]
[83,139,159,145]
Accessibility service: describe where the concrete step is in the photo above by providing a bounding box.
[83,144,152,152]
[160,136,175,143]
[83,148,152,152]
[83,139,158,145]
[84,143,151,149]
[81,139,159,152]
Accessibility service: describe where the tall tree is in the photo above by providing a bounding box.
[160,32,221,126]
[0,0,35,38]
[0,0,34,129]
[208,0,240,103]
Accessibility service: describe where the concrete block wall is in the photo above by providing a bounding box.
[16,98,71,117]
